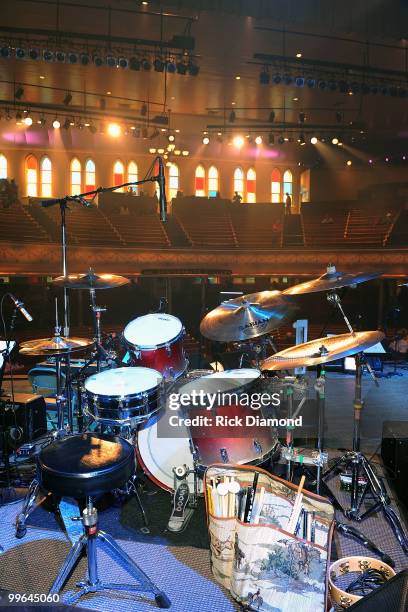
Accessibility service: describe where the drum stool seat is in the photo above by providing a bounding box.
[37,433,134,498]
[38,433,170,608]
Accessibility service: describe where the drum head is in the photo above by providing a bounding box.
[178,367,261,396]
[137,410,197,492]
[124,313,183,349]
[85,366,162,398]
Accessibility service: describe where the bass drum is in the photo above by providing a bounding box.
[136,408,200,493]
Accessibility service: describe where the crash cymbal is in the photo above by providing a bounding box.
[19,335,94,356]
[282,264,381,296]
[53,270,130,290]
[261,330,385,371]
[200,290,299,342]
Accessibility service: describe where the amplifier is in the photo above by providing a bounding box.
[381,420,408,507]
[0,393,47,448]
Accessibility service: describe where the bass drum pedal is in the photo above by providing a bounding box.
[167,464,198,533]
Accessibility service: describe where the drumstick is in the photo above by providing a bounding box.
[251,486,265,524]
[217,482,229,517]
[206,484,214,515]
[228,478,241,518]
[287,475,306,533]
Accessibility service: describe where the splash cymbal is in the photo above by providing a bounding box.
[260,330,385,371]
[200,290,299,342]
[53,270,130,290]
[282,264,381,295]
[19,335,94,356]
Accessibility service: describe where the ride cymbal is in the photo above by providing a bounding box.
[53,270,130,290]
[261,330,385,371]
[282,264,381,296]
[200,290,299,342]
[19,335,94,356]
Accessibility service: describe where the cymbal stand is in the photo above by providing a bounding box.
[327,290,354,335]
[89,283,107,373]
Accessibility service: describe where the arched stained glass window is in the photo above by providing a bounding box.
[233,167,244,198]
[195,165,206,197]
[113,160,125,192]
[283,169,293,197]
[127,161,138,193]
[85,159,96,198]
[208,166,219,198]
[40,156,52,197]
[0,154,7,179]
[246,168,256,203]
[70,158,81,194]
[271,168,281,203]
[26,155,38,197]
[168,163,179,201]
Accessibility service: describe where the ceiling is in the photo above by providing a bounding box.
[0,0,408,148]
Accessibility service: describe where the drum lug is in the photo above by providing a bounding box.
[253,439,263,455]
[142,392,148,405]
[165,342,172,355]
[220,448,229,463]
[134,348,141,359]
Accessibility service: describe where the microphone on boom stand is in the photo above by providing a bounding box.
[157,157,167,222]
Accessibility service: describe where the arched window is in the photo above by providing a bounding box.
[113,160,125,192]
[246,168,256,203]
[283,169,293,197]
[271,168,281,203]
[85,159,96,193]
[208,166,219,198]
[195,165,206,197]
[70,158,81,194]
[26,155,38,197]
[127,161,138,193]
[233,167,244,198]
[168,163,179,201]
[40,156,52,197]
[0,154,7,179]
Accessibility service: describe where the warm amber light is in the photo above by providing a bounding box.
[233,135,244,148]
[107,123,121,137]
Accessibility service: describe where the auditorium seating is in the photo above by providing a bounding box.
[173,197,237,248]
[301,204,349,247]
[343,207,397,246]
[0,203,50,242]
[385,209,408,246]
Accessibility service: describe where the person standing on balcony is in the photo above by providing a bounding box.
[285,192,292,215]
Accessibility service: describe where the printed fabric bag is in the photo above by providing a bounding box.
[204,464,334,612]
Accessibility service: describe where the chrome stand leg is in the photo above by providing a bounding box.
[15,479,41,538]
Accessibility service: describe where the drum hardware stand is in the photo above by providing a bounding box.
[114,473,149,528]
[49,497,170,607]
[167,463,198,533]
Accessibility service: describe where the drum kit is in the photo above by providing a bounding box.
[12,263,408,552]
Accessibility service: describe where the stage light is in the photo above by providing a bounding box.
[15,86,24,100]
[63,118,70,129]
[106,55,117,67]
[93,54,103,67]
[0,46,11,58]
[149,148,156,154]
[24,116,33,126]
[187,62,199,76]
[369,159,373,164]
[142,58,152,70]
[166,161,172,167]
[63,92,72,106]
[259,70,270,84]
[157,148,165,154]
[296,52,302,58]
[295,76,305,87]
[385,157,389,162]
[69,119,75,126]
[67,52,78,64]
[56,51,65,62]
[15,112,23,125]
[29,48,39,60]
[269,111,275,123]
[283,74,293,85]
[229,110,236,123]
[182,150,189,156]
[203,136,210,144]
[268,133,275,145]
[80,53,90,66]
[37,116,46,126]
[43,49,54,62]
[346,160,352,166]
[278,135,285,144]
[272,73,282,84]
[107,122,121,137]
[332,137,339,144]
[232,135,244,149]
[299,112,306,123]
[154,58,165,72]
[166,60,177,73]
[141,103,148,117]
[15,48,26,59]
[167,143,175,151]
[53,119,61,129]
[306,77,316,88]
[118,57,128,68]
[168,134,175,142]
[174,149,181,155]
[84,121,90,127]
[298,134,306,145]
[255,135,262,145]
[318,79,327,90]
[176,61,187,75]
[310,136,318,144]
[129,57,141,70]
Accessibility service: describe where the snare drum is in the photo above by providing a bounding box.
[123,313,187,380]
[84,366,163,424]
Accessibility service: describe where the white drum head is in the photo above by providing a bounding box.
[137,410,198,492]
[178,367,261,396]
[124,313,183,349]
[85,367,162,398]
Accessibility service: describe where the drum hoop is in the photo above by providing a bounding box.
[85,381,162,401]
[135,443,173,492]
[125,327,185,351]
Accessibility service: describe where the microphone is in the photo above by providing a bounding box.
[41,198,63,207]
[157,157,167,222]
[9,294,33,322]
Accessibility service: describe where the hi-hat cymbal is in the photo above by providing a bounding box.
[200,290,299,342]
[19,336,94,356]
[282,264,381,296]
[261,330,385,371]
[53,271,130,290]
